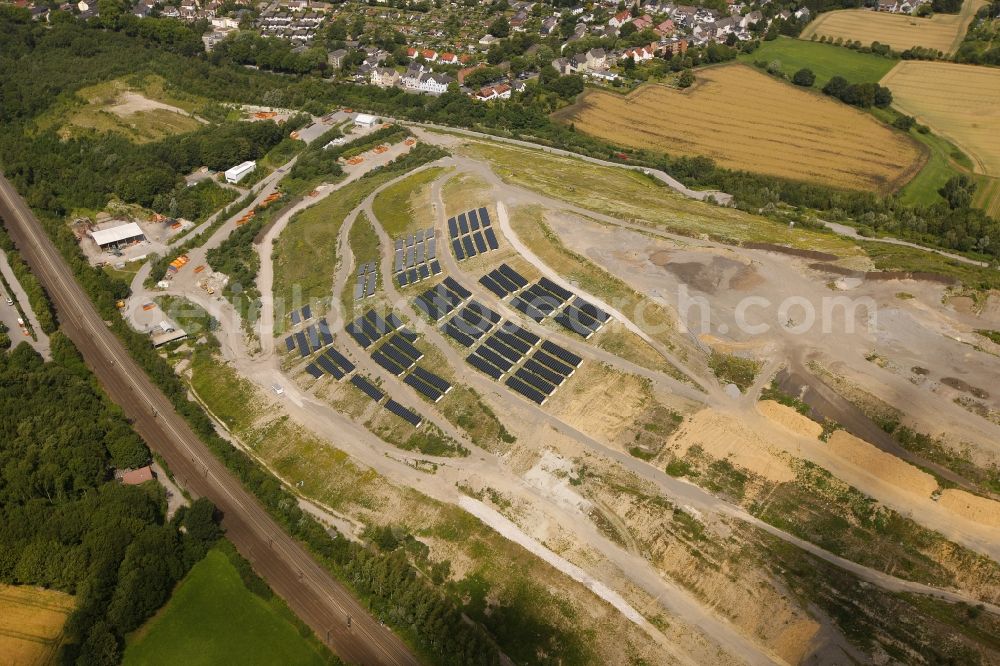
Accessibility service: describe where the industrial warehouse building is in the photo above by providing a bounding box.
[354,113,378,128]
[225,160,256,184]
[90,222,145,250]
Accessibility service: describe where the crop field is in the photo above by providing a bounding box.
[0,584,75,666]
[800,0,987,54]
[738,36,897,86]
[554,64,923,192]
[882,61,1000,181]
[973,176,1000,218]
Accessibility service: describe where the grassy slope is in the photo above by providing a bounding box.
[272,173,396,321]
[371,166,445,237]
[464,141,860,256]
[738,37,897,87]
[123,547,330,666]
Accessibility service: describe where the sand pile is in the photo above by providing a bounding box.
[827,431,937,498]
[757,400,823,439]
[671,408,795,483]
[938,489,1000,528]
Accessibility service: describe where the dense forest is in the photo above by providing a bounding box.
[0,337,222,665]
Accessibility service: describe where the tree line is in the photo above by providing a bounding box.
[0,337,222,665]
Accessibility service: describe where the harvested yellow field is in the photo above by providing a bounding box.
[882,61,1000,178]
[801,1,986,54]
[0,584,75,666]
[556,64,923,193]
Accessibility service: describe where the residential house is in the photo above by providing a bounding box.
[654,19,675,35]
[371,66,400,88]
[585,48,607,70]
[402,63,427,88]
[417,72,453,94]
[540,16,558,35]
[438,52,459,64]
[328,48,348,69]
[608,9,631,27]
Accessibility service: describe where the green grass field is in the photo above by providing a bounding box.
[738,37,898,87]
[898,128,970,207]
[123,546,332,666]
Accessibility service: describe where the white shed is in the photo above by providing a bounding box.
[224,160,256,184]
[354,113,379,128]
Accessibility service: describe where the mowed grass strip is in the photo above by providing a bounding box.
[123,547,330,666]
[372,166,446,237]
[556,64,922,192]
[800,0,986,54]
[881,61,1000,177]
[739,36,897,86]
[0,585,75,666]
[465,140,862,256]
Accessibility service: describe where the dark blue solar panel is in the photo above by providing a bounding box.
[351,375,384,401]
[359,317,379,342]
[484,227,499,250]
[505,323,539,345]
[475,344,514,372]
[387,334,423,361]
[290,310,301,325]
[285,336,295,351]
[305,363,322,378]
[468,208,480,230]
[478,207,491,226]
[574,297,610,323]
[385,398,422,426]
[473,231,487,253]
[458,213,469,234]
[524,358,565,387]
[479,274,508,298]
[467,353,503,379]
[532,350,573,377]
[302,304,312,320]
[345,322,371,349]
[538,277,573,302]
[498,263,528,288]
[397,271,409,286]
[378,346,412,373]
[412,367,451,394]
[386,312,404,331]
[448,217,458,238]
[295,331,309,357]
[316,354,345,379]
[495,329,531,354]
[505,375,546,404]
[418,264,429,280]
[461,235,476,258]
[407,268,418,284]
[484,335,522,362]
[515,367,555,395]
[452,238,465,260]
[325,347,355,372]
[541,340,582,367]
[509,296,545,322]
[404,373,441,402]
[442,321,474,347]
[488,270,518,294]
[430,260,441,275]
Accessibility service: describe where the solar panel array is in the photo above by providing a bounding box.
[481,265,610,339]
[345,308,405,349]
[353,261,378,301]
[447,207,499,261]
[393,228,441,287]
[304,345,357,382]
[439,293,581,406]
[286,319,336,357]
[412,276,473,322]
[289,304,313,325]
[349,374,424,427]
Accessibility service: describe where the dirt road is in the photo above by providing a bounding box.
[0,173,418,666]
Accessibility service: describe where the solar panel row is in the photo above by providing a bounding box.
[414,281,469,321]
[412,366,451,394]
[326,347,355,373]
[351,375,383,401]
[316,354,345,380]
[385,399,422,426]
[305,363,323,379]
[404,373,442,402]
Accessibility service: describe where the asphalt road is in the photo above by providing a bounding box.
[0,173,418,666]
